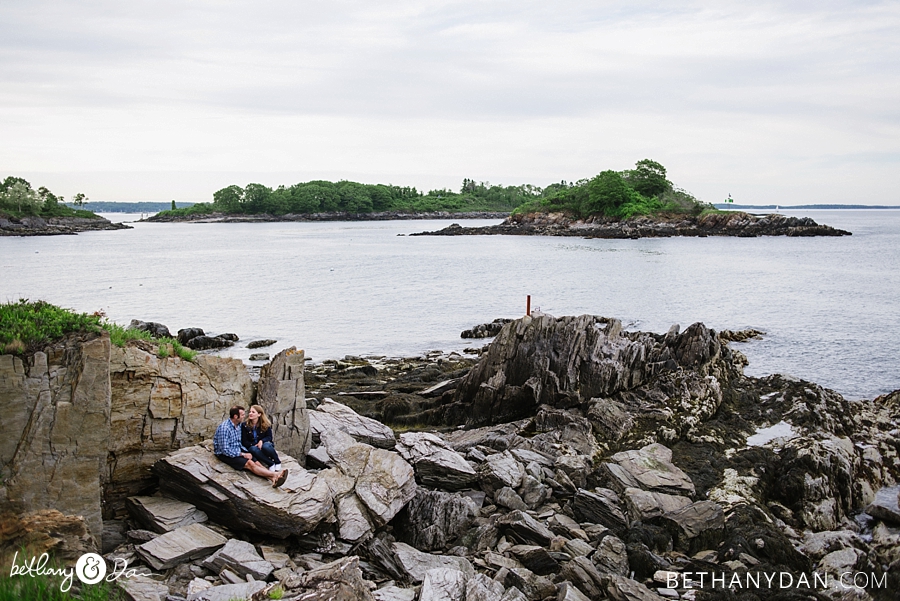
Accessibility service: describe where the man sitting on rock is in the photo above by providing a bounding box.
[214,406,288,487]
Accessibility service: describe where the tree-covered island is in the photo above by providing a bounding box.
[150,159,709,221]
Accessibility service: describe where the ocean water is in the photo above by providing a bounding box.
[1,210,897,401]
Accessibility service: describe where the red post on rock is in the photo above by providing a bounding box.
[526,295,531,316]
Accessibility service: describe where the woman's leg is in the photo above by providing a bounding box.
[248,445,273,467]
[261,442,281,465]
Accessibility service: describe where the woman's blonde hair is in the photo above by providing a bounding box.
[249,404,272,433]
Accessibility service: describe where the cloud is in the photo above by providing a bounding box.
[1,0,898,203]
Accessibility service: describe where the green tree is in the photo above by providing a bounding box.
[213,185,243,212]
[242,183,273,213]
[171,200,176,210]
[586,171,633,216]
[37,186,60,212]
[627,159,670,198]
[0,182,40,214]
[72,192,88,208]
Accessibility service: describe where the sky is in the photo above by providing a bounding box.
[1,1,898,205]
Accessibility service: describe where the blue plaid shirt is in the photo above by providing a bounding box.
[213,418,242,457]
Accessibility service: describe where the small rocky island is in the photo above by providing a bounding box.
[0,213,131,236]
[412,211,851,239]
[1,314,897,600]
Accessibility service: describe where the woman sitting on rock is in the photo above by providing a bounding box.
[241,404,282,472]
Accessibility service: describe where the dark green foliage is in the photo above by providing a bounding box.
[0,176,101,219]
[586,170,635,216]
[0,300,102,354]
[624,159,671,198]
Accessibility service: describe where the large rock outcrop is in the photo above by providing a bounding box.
[257,347,312,463]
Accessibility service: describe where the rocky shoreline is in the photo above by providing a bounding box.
[2,315,898,601]
[146,211,510,223]
[0,214,132,236]
[411,211,852,238]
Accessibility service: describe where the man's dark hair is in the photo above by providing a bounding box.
[229,406,245,419]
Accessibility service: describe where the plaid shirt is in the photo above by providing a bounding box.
[213,418,242,457]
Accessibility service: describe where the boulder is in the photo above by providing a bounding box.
[176,328,205,345]
[202,538,274,580]
[496,487,528,511]
[560,556,605,599]
[572,488,628,535]
[0,510,97,566]
[249,353,269,361]
[256,347,312,463]
[504,567,556,601]
[865,486,900,525]
[125,496,208,533]
[282,556,375,601]
[465,573,506,601]
[508,545,559,575]
[479,450,525,492]
[603,574,667,601]
[136,522,226,570]
[558,582,592,601]
[394,489,476,551]
[498,510,555,547]
[602,444,695,497]
[593,535,629,575]
[419,568,468,601]
[623,488,692,522]
[374,586,418,601]
[247,338,277,349]
[186,581,267,601]
[657,501,724,549]
[185,335,234,350]
[153,445,334,537]
[129,320,172,339]
[395,432,478,490]
[391,541,474,583]
[310,398,396,449]
[119,574,170,601]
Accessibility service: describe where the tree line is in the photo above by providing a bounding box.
[0,176,92,218]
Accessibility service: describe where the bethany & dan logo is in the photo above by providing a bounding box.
[9,551,148,592]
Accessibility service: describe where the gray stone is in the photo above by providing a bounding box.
[560,556,605,599]
[500,587,529,601]
[480,451,525,492]
[126,496,208,534]
[281,556,375,601]
[604,444,695,497]
[866,486,900,525]
[395,432,478,490]
[603,574,668,601]
[558,582,592,601]
[466,572,506,601]
[518,475,551,510]
[186,581,267,601]
[310,398,396,449]
[498,510,555,547]
[395,489,476,551]
[391,541,474,583]
[136,522,226,571]
[660,500,724,542]
[504,567,556,601]
[496,487,528,511]
[202,538,274,580]
[509,545,559,575]
[119,574,169,601]
[249,353,270,361]
[373,586,418,601]
[572,488,628,534]
[593,535,629,575]
[257,347,312,463]
[623,487,692,521]
[419,568,468,601]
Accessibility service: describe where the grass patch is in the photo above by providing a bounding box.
[0,300,102,354]
[0,570,125,601]
[1,300,195,361]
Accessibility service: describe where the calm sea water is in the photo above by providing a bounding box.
[2,210,897,401]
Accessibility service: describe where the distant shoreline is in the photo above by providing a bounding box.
[714,203,900,210]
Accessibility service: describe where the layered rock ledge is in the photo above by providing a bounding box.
[412,211,851,238]
[0,214,131,236]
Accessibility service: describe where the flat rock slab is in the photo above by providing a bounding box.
[136,522,226,571]
[186,580,267,601]
[624,487,692,521]
[126,495,208,533]
[498,510,555,547]
[310,398,396,448]
[395,432,478,490]
[118,574,170,601]
[604,443,695,497]
[420,568,468,601]
[865,486,900,525]
[659,500,725,542]
[202,538,274,580]
[392,542,474,583]
[153,445,334,538]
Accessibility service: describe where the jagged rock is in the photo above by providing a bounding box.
[218,333,239,342]
[373,586,417,601]
[465,572,506,601]
[560,556,606,599]
[496,487,528,511]
[129,320,173,339]
[480,450,525,492]
[153,445,334,537]
[564,537,595,558]
[310,398,396,449]
[572,488,628,534]
[504,567,556,601]
[461,318,513,339]
[202,538,274,580]
[498,510,555,547]
[443,421,528,453]
[247,338,277,349]
[185,581,267,601]
[657,500,724,549]
[518,475,551,509]
[256,347,312,462]
[185,335,234,350]
[136,522,226,570]
[249,353,269,361]
[391,541,474,583]
[282,556,375,601]
[102,519,127,554]
[394,489,476,551]
[500,587,529,601]
[419,568,468,601]
[176,328,204,344]
[186,577,213,597]
[587,398,634,442]
[593,535,629,575]
[602,574,667,600]
[259,545,290,569]
[509,545,559,575]
[603,444,695,497]
[554,454,591,489]
[0,510,98,565]
[119,574,170,601]
[558,581,592,601]
[799,530,867,561]
[126,496,208,533]
[623,488,692,522]
[533,409,598,456]
[395,432,478,489]
[866,486,900,525]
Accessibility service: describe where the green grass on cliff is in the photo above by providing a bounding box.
[0,572,124,601]
[0,300,195,361]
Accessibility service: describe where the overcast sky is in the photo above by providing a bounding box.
[1,1,898,204]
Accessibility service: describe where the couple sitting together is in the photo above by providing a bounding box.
[213,404,289,488]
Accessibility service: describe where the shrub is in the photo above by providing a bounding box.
[0,300,101,354]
